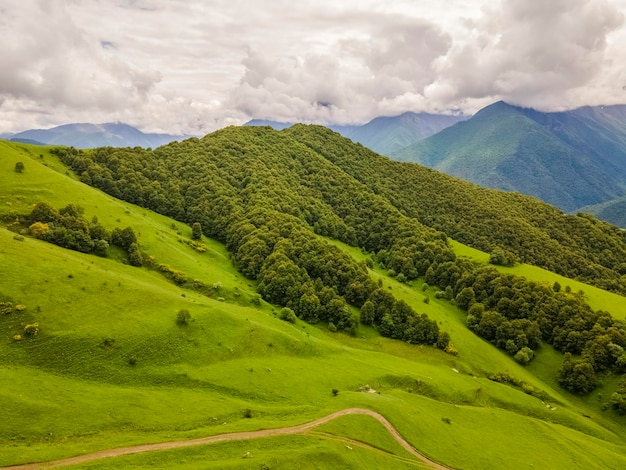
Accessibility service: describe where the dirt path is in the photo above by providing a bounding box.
[3,408,450,469]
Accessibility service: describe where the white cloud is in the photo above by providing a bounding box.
[0,0,625,133]
[426,0,625,110]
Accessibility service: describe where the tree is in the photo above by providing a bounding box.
[14,162,25,173]
[455,287,475,311]
[360,300,375,325]
[514,347,534,365]
[558,353,597,394]
[191,222,202,240]
[279,307,297,323]
[128,242,143,267]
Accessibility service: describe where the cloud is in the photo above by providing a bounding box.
[0,0,161,122]
[229,15,451,123]
[426,0,625,110]
[0,0,624,133]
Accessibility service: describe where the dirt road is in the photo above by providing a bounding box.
[4,408,450,469]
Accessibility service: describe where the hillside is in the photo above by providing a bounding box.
[2,138,626,469]
[10,122,184,149]
[393,102,626,213]
[582,195,626,228]
[335,112,466,155]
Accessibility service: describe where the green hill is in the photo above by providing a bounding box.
[393,101,626,213]
[1,138,626,469]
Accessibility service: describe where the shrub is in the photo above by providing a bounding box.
[14,162,25,173]
[191,222,202,240]
[332,388,339,396]
[24,323,39,336]
[177,309,191,325]
[328,322,337,332]
[514,347,535,365]
[279,307,297,323]
[1,302,14,315]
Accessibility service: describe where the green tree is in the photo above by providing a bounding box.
[360,300,375,325]
[558,353,597,394]
[191,222,203,240]
[14,161,25,173]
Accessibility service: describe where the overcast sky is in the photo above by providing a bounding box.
[1,0,625,135]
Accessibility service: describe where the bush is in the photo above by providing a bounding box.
[177,309,191,325]
[514,347,535,365]
[279,307,297,323]
[14,162,25,173]
[24,323,39,336]
[191,222,202,240]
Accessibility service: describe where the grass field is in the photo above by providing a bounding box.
[1,140,626,469]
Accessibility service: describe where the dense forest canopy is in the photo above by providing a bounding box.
[51,125,626,397]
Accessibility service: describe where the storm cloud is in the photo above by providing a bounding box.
[0,0,624,134]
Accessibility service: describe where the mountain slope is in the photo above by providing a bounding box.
[581,195,626,228]
[286,124,626,293]
[394,102,626,212]
[11,122,184,148]
[338,112,466,155]
[2,139,626,469]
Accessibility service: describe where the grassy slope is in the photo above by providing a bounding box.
[1,140,626,469]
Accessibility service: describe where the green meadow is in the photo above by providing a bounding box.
[1,140,625,469]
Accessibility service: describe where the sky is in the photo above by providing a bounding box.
[1,0,625,135]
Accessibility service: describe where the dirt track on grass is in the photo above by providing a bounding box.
[4,408,450,469]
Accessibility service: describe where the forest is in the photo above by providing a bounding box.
[50,125,626,400]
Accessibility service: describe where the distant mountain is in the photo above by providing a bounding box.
[10,122,185,149]
[336,112,466,155]
[393,101,626,213]
[581,195,626,228]
[245,112,465,155]
[0,132,14,140]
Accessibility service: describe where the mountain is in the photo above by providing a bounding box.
[393,101,626,213]
[581,195,626,228]
[2,137,626,469]
[245,111,465,155]
[337,111,466,155]
[10,122,185,148]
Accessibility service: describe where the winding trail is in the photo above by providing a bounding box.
[4,408,450,469]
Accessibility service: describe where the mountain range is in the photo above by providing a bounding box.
[245,111,466,155]
[392,101,626,213]
[7,100,626,222]
[7,122,184,148]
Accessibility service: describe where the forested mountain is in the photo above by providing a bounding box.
[336,111,466,155]
[245,111,464,155]
[393,101,626,213]
[54,124,626,296]
[48,125,626,390]
[582,195,626,228]
[11,122,184,149]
